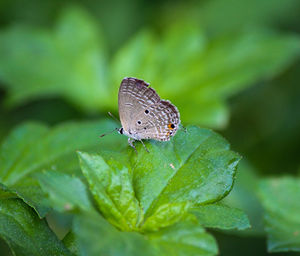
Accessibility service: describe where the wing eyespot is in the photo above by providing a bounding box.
[137,120,142,125]
[168,123,175,129]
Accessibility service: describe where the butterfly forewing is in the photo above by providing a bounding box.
[119,77,159,130]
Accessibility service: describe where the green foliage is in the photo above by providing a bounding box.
[37,171,93,212]
[74,212,154,256]
[191,203,250,230]
[132,126,240,215]
[0,195,71,255]
[0,7,299,128]
[63,231,78,255]
[223,161,264,235]
[34,125,246,256]
[166,0,300,35]
[0,121,248,256]
[0,183,16,199]
[0,1,300,255]
[76,126,241,233]
[0,7,110,111]
[74,213,218,256]
[0,120,123,186]
[258,177,300,252]
[0,119,124,217]
[0,122,48,185]
[147,222,218,256]
[78,151,144,231]
[111,28,300,127]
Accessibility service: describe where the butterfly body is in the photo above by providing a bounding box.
[118,77,180,147]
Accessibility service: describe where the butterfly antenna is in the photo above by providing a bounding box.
[100,112,121,138]
[108,112,121,124]
[180,123,187,132]
[99,128,119,138]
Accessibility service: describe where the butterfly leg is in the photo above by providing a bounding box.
[140,140,150,153]
[128,138,137,154]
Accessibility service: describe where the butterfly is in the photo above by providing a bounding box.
[117,77,180,152]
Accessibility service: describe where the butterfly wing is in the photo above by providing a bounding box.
[118,77,160,132]
[133,100,181,141]
[118,77,180,141]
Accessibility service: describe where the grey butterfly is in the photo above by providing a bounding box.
[118,77,180,151]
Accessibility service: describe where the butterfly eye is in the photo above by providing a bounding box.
[145,109,149,114]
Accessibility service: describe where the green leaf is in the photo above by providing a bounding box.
[0,6,110,110]
[141,202,195,232]
[74,212,153,256]
[0,122,48,184]
[177,34,300,127]
[223,160,264,235]
[0,197,71,256]
[111,27,300,128]
[78,151,143,231]
[74,212,218,256]
[1,6,299,129]
[147,222,218,256]
[11,176,50,217]
[187,31,300,100]
[36,170,93,213]
[110,24,206,99]
[0,119,123,186]
[132,126,240,217]
[191,203,250,230]
[78,125,240,233]
[258,177,300,252]
[62,231,78,255]
[0,183,17,199]
[0,119,125,217]
[110,30,158,92]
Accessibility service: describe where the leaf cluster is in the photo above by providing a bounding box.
[0,1,300,255]
[0,123,248,255]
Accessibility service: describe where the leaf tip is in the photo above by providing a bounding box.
[76,150,85,158]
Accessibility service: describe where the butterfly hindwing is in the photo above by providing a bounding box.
[133,100,180,141]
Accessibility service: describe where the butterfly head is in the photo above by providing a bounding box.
[118,127,124,135]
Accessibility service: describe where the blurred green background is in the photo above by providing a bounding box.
[0,0,300,255]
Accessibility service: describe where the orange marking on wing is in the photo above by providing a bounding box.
[168,123,174,130]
